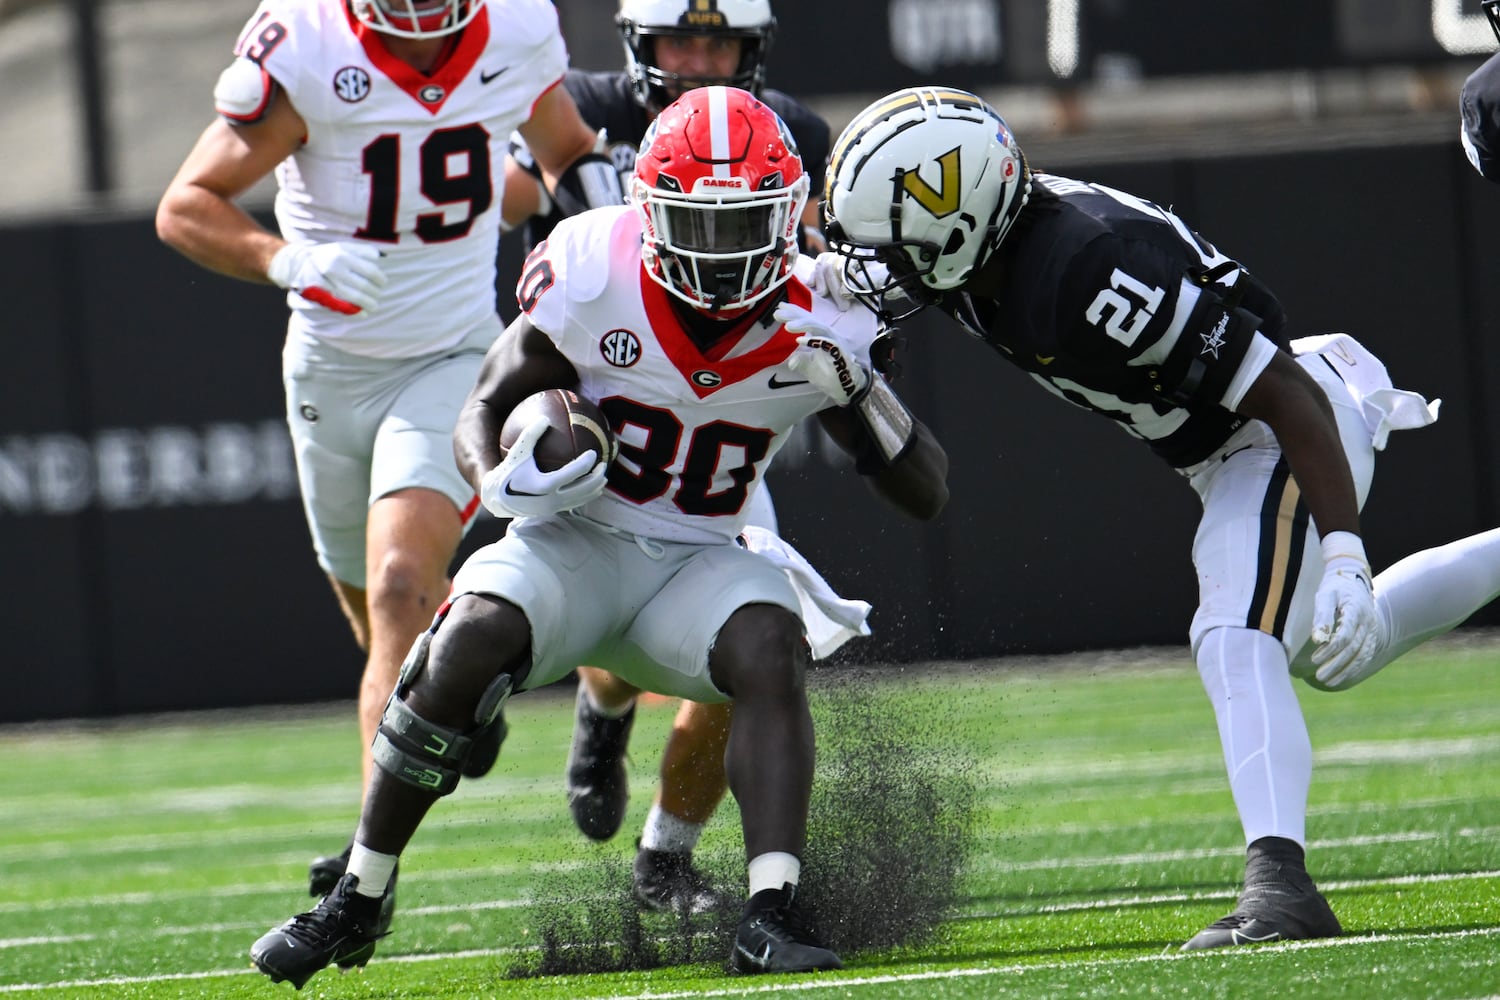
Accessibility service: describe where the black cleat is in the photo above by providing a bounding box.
[307,843,350,897]
[251,873,390,989]
[633,846,735,915]
[730,883,843,974]
[1181,839,1342,951]
[564,687,635,841]
[306,844,397,936]
[461,709,509,779]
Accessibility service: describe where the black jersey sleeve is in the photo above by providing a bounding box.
[1057,233,1266,409]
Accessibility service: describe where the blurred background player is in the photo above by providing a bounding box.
[155,0,623,909]
[819,86,1500,950]
[248,85,949,987]
[497,0,835,915]
[1461,0,1500,181]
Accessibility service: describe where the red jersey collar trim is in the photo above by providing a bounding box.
[639,269,813,399]
[345,2,488,116]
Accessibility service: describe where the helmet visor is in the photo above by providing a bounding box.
[660,201,778,254]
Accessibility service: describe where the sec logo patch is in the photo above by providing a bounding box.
[600,329,641,368]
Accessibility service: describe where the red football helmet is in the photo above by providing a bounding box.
[352,0,483,38]
[632,85,808,313]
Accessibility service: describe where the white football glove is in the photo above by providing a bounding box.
[1309,531,1384,689]
[479,416,607,519]
[806,251,888,313]
[268,241,388,316]
[776,303,869,406]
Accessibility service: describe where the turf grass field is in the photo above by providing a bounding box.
[2,635,1497,999]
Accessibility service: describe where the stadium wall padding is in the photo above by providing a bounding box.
[2,139,1496,723]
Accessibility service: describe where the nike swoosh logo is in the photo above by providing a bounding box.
[768,374,810,389]
[733,940,774,968]
[1035,354,1055,365]
[1230,928,1282,945]
[479,67,508,84]
[1220,443,1253,463]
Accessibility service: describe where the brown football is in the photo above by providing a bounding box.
[499,389,615,473]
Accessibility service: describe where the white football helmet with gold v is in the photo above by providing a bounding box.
[823,87,1029,319]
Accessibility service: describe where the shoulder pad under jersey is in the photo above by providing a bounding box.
[214,57,275,124]
[522,206,637,333]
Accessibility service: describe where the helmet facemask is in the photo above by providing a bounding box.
[353,0,482,39]
[635,173,808,313]
[1486,0,1500,44]
[822,220,943,324]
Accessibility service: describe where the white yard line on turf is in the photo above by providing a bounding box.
[1,926,1497,995]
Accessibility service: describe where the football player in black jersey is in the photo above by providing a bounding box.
[495,0,834,916]
[1461,0,1500,181]
[819,87,1500,950]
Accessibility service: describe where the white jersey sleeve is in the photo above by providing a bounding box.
[215,0,570,359]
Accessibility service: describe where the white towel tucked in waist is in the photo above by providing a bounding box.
[1291,333,1440,450]
[740,525,872,659]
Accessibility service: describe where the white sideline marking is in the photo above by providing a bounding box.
[1,925,1496,995]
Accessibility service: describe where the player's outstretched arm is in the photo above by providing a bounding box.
[817,406,949,521]
[777,302,948,519]
[453,314,581,491]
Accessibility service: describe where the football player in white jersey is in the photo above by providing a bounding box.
[248,86,948,987]
[498,0,837,917]
[820,87,1500,951]
[155,0,624,913]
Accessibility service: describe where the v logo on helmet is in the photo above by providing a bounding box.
[901,147,961,219]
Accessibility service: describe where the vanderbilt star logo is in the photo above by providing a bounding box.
[1200,313,1230,359]
[479,66,508,84]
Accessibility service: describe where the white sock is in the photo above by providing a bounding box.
[1196,627,1311,847]
[1372,527,1500,665]
[639,803,704,855]
[346,843,398,899]
[747,852,800,896]
[582,684,636,720]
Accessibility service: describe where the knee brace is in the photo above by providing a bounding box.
[371,695,474,794]
[370,612,521,792]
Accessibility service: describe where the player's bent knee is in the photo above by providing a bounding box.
[710,604,808,699]
[373,602,523,791]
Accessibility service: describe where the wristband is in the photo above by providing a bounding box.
[1320,530,1369,567]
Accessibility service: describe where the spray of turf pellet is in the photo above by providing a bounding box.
[505,670,980,978]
